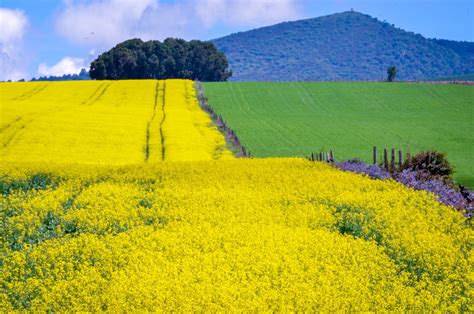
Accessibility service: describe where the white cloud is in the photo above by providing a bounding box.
[196,0,300,27]
[55,0,301,49]
[56,0,157,47]
[37,57,86,77]
[0,8,28,81]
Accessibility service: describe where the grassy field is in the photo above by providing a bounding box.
[203,82,474,187]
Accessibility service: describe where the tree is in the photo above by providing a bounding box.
[89,38,232,81]
[387,65,397,82]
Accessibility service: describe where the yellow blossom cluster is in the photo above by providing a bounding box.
[1,159,472,311]
[163,80,234,161]
[0,80,232,164]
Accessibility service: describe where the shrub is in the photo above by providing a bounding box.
[404,150,454,179]
[334,158,472,218]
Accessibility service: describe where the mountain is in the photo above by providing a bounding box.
[213,11,474,81]
[30,69,90,81]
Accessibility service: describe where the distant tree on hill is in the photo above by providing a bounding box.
[387,66,397,82]
[90,38,232,81]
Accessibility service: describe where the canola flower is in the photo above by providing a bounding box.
[0,80,232,164]
[1,159,472,311]
[162,79,233,161]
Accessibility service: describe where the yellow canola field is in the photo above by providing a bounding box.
[163,80,233,161]
[1,159,472,312]
[0,80,232,164]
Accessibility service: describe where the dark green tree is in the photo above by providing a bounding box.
[89,38,232,81]
[387,65,397,82]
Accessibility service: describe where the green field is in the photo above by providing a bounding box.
[203,82,474,187]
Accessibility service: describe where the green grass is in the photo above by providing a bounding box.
[203,82,474,188]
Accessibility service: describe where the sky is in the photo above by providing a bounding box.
[0,0,473,81]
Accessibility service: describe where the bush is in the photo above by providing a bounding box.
[334,156,472,218]
[404,150,454,180]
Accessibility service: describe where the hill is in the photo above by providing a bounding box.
[213,11,474,81]
[30,69,90,82]
[203,82,474,187]
[425,73,474,81]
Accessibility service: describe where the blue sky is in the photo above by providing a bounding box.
[0,0,473,80]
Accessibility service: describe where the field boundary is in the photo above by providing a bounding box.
[159,81,166,161]
[195,80,251,157]
[144,81,160,161]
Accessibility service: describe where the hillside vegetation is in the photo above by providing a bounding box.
[2,159,472,311]
[90,38,231,81]
[203,82,474,187]
[213,11,474,81]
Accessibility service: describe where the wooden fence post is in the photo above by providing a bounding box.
[383,148,388,169]
[390,148,395,171]
[398,150,403,170]
[373,146,377,165]
[329,150,334,163]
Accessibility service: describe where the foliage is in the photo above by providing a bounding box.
[213,11,474,81]
[334,159,390,179]
[0,80,232,164]
[403,150,454,179]
[387,66,397,82]
[1,159,472,311]
[90,38,232,81]
[424,73,474,81]
[30,69,90,82]
[334,160,473,217]
[203,81,474,188]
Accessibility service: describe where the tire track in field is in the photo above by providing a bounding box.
[2,118,33,149]
[3,83,109,152]
[12,84,48,101]
[159,81,166,161]
[0,117,22,133]
[81,82,112,105]
[144,81,160,161]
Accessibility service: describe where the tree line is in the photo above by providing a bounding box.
[90,38,232,81]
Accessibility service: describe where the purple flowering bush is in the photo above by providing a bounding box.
[334,159,390,180]
[334,160,473,218]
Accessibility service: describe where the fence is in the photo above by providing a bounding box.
[308,146,412,171]
[309,150,335,163]
[195,80,251,158]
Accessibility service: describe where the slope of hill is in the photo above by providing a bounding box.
[213,11,474,81]
[425,73,474,81]
[203,82,474,188]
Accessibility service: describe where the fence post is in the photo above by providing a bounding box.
[390,148,395,171]
[383,148,388,169]
[373,146,377,165]
[329,150,334,163]
[398,150,403,170]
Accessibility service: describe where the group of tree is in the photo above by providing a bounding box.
[89,38,232,81]
[30,69,90,82]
